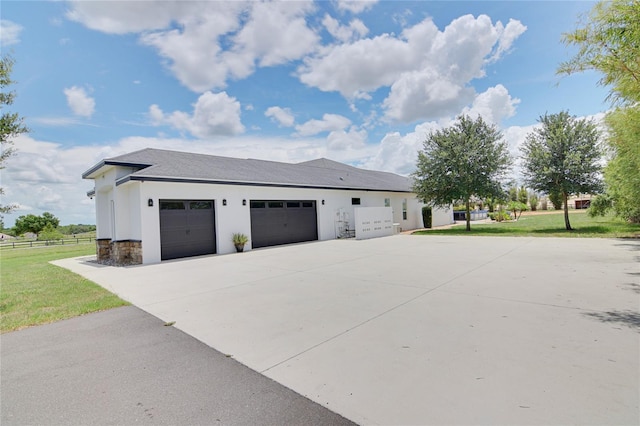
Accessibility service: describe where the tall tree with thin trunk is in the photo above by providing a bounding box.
[558,0,640,106]
[412,115,512,231]
[558,0,640,223]
[1,55,29,214]
[520,111,603,230]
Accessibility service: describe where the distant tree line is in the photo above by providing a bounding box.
[1,212,96,239]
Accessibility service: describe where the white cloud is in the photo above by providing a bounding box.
[327,128,367,150]
[1,134,115,227]
[322,14,368,42]
[461,84,520,125]
[334,0,378,14]
[265,106,295,127]
[149,91,245,137]
[68,1,319,92]
[298,14,526,123]
[489,19,528,62]
[138,3,247,92]
[383,70,476,123]
[232,1,319,68]
[363,120,444,175]
[0,20,23,47]
[295,114,352,136]
[297,31,415,98]
[65,0,200,34]
[63,86,95,117]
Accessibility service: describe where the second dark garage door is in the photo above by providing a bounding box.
[250,200,318,249]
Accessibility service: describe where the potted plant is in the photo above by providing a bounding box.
[232,233,249,252]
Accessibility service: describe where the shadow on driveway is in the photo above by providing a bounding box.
[582,310,640,332]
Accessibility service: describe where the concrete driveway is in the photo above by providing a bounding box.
[55,235,640,425]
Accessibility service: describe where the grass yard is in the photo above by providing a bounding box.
[0,244,127,333]
[415,211,640,238]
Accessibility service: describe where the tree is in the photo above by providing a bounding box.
[558,0,640,105]
[520,111,603,230]
[13,212,60,236]
[602,106,640,222]
[559,0,640,223]
[507,201,528,221]
[1,55,29,214]
[412,114,512,231]
[517,186,528,205]
[38,223,63,242]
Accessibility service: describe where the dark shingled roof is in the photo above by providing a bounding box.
[83,148,413,192]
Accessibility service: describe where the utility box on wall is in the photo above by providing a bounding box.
[354,207,394,240]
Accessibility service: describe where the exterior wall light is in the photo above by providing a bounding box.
[222,199,227,206]
[322,199,325,205]
[242,199,247,206]
[148,198,153,207]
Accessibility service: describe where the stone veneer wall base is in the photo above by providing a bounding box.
[96,239,142,266]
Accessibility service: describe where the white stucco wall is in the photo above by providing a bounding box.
[92,168,454,264]
[432,205,454,227]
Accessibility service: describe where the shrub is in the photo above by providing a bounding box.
[37,224,63,242]
[588,194,613,217]
[529,193,539,211]
[489,211,511,222]
[422,206,433,228]
[549,191,563,210]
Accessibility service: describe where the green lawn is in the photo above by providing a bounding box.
[0,244,127,333]
[415,211,640,238]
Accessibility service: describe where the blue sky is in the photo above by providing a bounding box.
[1,0,607,227]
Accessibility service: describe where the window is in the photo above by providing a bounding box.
[352,198,361,205]
[302,201,314,208]
[160,201,186,210]
[250,201,266,208]
[402,198,407,220]
[287,202,300,208]
[384,198,390,207]
[190,201,212,210]
[268,201,284,208]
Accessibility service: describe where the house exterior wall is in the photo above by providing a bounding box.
[93,167,454,264]
[431,205,453,228]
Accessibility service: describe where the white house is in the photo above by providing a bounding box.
[83,148,453,265]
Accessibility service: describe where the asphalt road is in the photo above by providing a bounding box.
[1,306,355,426]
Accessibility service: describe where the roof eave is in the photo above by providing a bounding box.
[82,160,153,179]
[118,175,412,193]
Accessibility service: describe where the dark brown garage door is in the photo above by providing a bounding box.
[250,200,318,249]
[159,200,216,260]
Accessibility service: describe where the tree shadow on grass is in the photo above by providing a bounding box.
[583,310,640,332]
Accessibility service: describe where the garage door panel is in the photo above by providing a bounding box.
[160,200,216,261]
[250,200,317,249]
